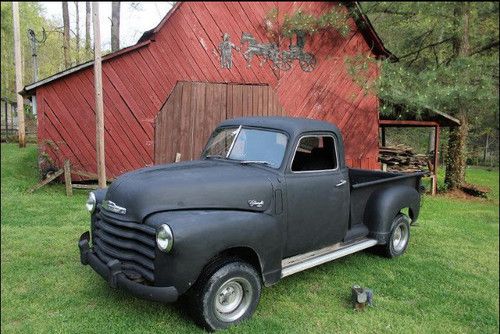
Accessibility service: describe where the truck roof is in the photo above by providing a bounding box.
[219,117,341,138]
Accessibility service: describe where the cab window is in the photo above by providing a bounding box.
[291,135,337,172]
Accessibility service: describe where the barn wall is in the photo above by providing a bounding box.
[36,1,381,179]
[155,82,285,163]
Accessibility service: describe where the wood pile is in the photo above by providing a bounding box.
[379,145,430,172]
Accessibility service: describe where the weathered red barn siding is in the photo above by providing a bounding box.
[35,1,382,180]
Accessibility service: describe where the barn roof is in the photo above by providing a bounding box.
[21,1,393,96]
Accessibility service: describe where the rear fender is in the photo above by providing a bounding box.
[364,185,420,244]
[145,210,283,295]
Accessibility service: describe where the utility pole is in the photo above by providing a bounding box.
[12,2,25,148]
[27,28,46,118]
[27,28,47,83]
[92,2,106,188]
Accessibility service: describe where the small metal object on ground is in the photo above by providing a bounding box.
[351,285,373,310]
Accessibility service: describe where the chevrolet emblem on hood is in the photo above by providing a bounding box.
[102,200,127,215]
[248,200,264,208]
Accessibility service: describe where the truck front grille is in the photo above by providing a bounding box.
[93,210,156,283]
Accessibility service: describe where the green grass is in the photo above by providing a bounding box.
[1,143,499,333]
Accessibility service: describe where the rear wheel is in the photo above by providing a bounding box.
[383,214,411,258]
[187,258,261,331]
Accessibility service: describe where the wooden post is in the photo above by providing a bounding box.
[9,102,14,134]
[432,125,440,195]
[12,2,25,148]
[93,2,106,188]
[4,100,8,135]
[381,126,386,147]
[64,160,73,196]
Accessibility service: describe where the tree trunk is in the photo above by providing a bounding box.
[111,2,120,52]
[75,2,80,63]
[444,2,471,190]
[85,2,91,54]
[483,133,489,164]
[445,115,468,189]
[62,2,71,68]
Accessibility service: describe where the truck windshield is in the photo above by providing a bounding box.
[202,126,288,168]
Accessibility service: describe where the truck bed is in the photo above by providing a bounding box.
[345,168,425,242]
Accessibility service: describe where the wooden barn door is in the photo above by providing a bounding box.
[154,82,285,164]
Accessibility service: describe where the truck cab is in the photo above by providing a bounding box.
[79,117,424,331]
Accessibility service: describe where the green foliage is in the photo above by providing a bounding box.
[265,5,351,41]
[349,2,499,166]
[356,2,499,117]
[1,143,498,333]
[1,2,92,101]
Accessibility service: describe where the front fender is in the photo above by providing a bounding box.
[364,185,421,244]
[145,210,283,295]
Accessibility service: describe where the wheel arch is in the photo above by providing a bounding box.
[364,185,420,244]
[146,210,283,295]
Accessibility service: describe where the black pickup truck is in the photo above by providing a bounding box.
[79,117,424,331]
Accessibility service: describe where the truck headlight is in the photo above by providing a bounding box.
[157,224,174,252]
[86,192,96,213]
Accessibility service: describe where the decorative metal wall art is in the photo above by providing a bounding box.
[218,31,317,72]
[241,32,280,68]
[279,31,317,72]
[219,33,240,69]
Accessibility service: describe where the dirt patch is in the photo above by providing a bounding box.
[443,189,481,200]
[460,183,490,198]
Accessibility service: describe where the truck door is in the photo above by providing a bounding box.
[284,134,350,257]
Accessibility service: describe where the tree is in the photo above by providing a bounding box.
[74,2,80,63]
[360,2,499,190]
[85,2,91,54]
[1,2,65,100]
[62,1,70,68]
[444,2,471,189]
[111,1,120,52]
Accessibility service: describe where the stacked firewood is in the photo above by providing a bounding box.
[379,145,430,172]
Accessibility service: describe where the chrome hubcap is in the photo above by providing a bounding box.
[214,277,252,322]
[392,223,408,252]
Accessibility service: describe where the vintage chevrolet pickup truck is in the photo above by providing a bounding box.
[78,117,424,331]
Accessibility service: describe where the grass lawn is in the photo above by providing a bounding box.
[1,143,498,333]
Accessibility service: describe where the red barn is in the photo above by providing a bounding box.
[22,1,393,180]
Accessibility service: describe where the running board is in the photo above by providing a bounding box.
[281,239,378,278]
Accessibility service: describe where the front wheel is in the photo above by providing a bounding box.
[187,259,262,331]
[383,214,411,258]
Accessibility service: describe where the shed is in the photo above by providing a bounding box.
[379,102,461,194]
[22,1,393,180]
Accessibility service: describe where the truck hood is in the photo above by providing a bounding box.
[103,160,276,221]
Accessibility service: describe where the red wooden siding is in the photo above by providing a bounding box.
[36,1,381,180]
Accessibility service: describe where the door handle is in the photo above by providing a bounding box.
[336,180,347,187]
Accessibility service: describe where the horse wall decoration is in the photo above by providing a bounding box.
[218,31,317,72]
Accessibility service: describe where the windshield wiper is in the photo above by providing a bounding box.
[239,160,271,166]
[205,154,226,160]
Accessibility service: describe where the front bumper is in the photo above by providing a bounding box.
[78,231,178,303]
